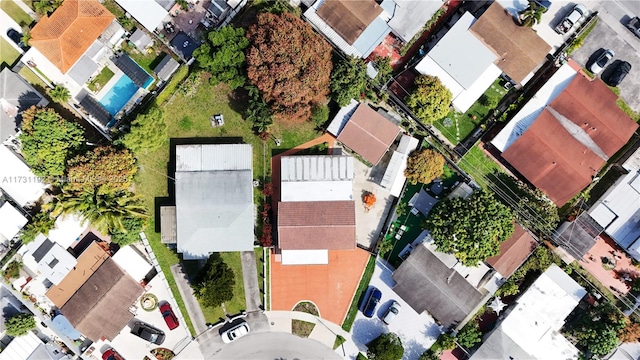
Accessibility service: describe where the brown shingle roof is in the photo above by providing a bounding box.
[61,258,143,341]
[502,76,638,205]
[337,104,400,165]
[278,200,356,250]
[316,0,382,45]
[46,241,109,308]
[30,0,115,73]
[470,2,550,83]
[486,224,537,278]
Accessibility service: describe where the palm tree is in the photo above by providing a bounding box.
[48,84,70,103]
[20,28,31,46]
[519,1,544,27]
[46,189,147,235]
[34,0,55,16]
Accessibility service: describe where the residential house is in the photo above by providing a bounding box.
[153,53,180,82]
[0,68,49,143]
[20,234,77,286]
[111,245,153,283]
[328,102,401,165]
[587,147,640,261]
[277,155,356,265]
[493,68,638,205]
[486,224,538,278]
[161,144,254,259]
[114,0,171,33]
[415,2,550,112]
[204,0,245,28]
[392,234,502,330]
[60,258,144,341]
[380,134,419,197]
[0,202,28,244]
[303,0,443,58]
[471,265,586,360]
[0,145,47,207]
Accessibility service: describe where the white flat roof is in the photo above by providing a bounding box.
[0,331,42,360]
[281,249,328,265]
[0,203,27,242]
[425,12,497,89]
[327,99,359,136]
[492,61,577,152]
[381,135,419,197]
[47,214,87,249]
[114,0,167,32]
[25,234,77,285]
[0,145,46,207]
[112,245,152,282]
[452,63,502,113]
[416,55,464,99]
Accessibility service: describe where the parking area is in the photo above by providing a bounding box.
[351,260,441,360]
[92,274,203,360]
[572,11,640,111]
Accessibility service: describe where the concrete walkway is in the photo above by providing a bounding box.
[15,0,37,19]
[266,310,368,359]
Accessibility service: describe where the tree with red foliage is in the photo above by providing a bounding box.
[246,12,332,123]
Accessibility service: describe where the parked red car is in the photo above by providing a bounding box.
[102,348,124,360]
[160,303,179,330]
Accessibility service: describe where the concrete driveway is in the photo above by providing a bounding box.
[0,9,26,55]
[351,260,441,360]
[571,16,640,111]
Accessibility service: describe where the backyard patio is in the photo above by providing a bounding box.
[581,235,639,295]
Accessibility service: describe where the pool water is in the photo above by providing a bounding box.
[98,74,138,116]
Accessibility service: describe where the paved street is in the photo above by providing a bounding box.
[212,332,342,360]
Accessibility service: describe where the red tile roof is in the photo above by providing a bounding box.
[502,76,638,205]
[486,224,537,278]
[278,200,356,250]
[317,0,382,45]
[337,103,400,164]
[30,0,115,73]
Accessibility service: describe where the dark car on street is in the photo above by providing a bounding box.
[130,321,165,345]
[159,303,179,330]
[6,28,29,52]
[604,61,631,86]
[361,287,382,318]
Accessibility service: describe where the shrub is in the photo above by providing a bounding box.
[367,333,404,360]
[5,313,36,336]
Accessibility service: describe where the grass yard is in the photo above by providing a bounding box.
[122,43,164,75]
[1,0,33,27]
[200,252,246,322]
[457,145,505,189]
[135,76,319,334]
[292,319,315,338]
[18,66,46,87]
[342,255,375,332]
[87,66,114,92]
[433,79,509,144]
[0,37,21,70]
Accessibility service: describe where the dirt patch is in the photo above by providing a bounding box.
[292,319,316,338]
[293,301,319,316]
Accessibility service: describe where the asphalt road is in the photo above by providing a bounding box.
[212,332,342,360]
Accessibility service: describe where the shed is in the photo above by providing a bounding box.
[153,54,180,82]
[129,29,153,52]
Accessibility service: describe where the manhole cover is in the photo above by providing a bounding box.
[443,118,453,127]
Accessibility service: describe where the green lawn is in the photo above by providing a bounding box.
[122,43,164,75]
[18,66,46,87]
[433,79,509,144]
[135,76,319,334]
[87,66,114,92]
[1,0,33,27]
[0,38,21,70]
[457,145,505,190]
[342,255,375,332]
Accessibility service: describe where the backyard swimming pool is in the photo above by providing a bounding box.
[98,74,138,116]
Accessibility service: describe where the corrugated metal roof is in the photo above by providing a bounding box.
[281,155,354,182]
[388,0,443,42]
[380,135,419,196]
[351,17,392,58]
[327,99,359,136]
[175,144,252,172]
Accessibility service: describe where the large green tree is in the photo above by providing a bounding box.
[19,211,56,244]
[66,146,137,195]
[19,107,85,178]
[330,56,368,107]
[193,26,249,90]
[367,333,404,360]
[424,190,514,266]
[120,107,167,154]
[568,303,624,356]
[246,12,333,123]
[5,313,36,337]
[192,253,235,308]
[404,149,445,185]
[519,1,544,27]
[405,75,452,124]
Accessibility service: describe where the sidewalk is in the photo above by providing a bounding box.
[15,0,37,19]
[266,310,367,359]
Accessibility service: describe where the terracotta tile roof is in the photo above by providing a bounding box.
[30,0,115,73]
[317,0,382,45]
[486,224,537,278]
[470,2,550,83]
[46,241,109,308]
[337,103,400,164]
[61,258,143,341]
[278,200,356,250]
[502,76,638,205]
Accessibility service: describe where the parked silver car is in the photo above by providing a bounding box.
[381,301,401,325]
[589,49,614,75]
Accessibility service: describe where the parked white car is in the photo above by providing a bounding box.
[221,321,250,343]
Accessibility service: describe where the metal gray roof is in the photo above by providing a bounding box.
[281,155,354,182]
[176,144,252,172]
[153,54,180,82]
[130,29,153,52]
[387,0,443,42]
[0,68,48,142]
